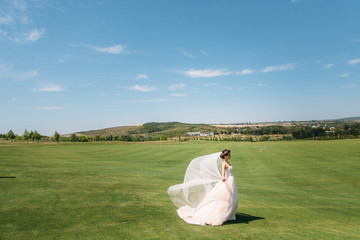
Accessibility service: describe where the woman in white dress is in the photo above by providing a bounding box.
[167,149,238,226]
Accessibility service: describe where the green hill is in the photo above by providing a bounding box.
[75,125,140,137]
[73,117,360,138]
[75,122,224,138]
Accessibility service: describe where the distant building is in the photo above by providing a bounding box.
[187,132,200,136]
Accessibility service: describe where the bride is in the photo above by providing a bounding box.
[167,149,238,226]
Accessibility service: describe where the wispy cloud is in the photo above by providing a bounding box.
[340,84,358,89]
[262,63,296,73]
[323,63,334,69]
[179,49,207,58]
[0,16,13,25]
[24,28,45,42]
[236,69,255,75]
[348,59,360,65]
[36,106,67,110]
[257,83,266,87]
[0,29,8,39]
[0,1,46,42]
[33,84,66,92]
[90,44,126,54]
[14,70,39,81]
[202,83,219,87]
[130,85,157,92]
[168,83,186,91]
[0,60,14,72]
[181,69,232,78]
[169,93,187,97]
[224,86,233,90]
[0,60,38,81]
[136,74,148,79]
[132,98,170,103]
[339,73,350,78]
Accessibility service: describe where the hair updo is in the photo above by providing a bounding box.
[220,149,231,159]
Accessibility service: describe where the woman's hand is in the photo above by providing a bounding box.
[222,177,226,182]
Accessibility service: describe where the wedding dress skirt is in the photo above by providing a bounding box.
[167,152,238,226]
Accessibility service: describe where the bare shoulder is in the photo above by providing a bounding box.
[222,161,230,168]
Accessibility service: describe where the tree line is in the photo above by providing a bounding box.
[0,130,167,142]
[1,122,359,142]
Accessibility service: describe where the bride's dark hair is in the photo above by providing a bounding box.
[220,149,231,159]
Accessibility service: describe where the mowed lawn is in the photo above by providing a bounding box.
[0,140,359,239]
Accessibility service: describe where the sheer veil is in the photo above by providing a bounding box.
[167,152,223,208]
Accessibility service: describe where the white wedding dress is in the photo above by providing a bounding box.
[167,152,238,226]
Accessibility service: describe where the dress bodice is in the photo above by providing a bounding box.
[225,165,233,177]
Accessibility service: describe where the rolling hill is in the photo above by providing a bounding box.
[74,122,226,138]
[72,117,360,138]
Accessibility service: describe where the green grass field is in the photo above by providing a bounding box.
[1,140,359,239]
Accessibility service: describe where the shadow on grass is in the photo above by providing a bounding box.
[224,212,265,225]
[0,176,16,178]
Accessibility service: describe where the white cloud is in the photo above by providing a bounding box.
[180,49,197,58]
[37,106,67,110]
[0,16,13,25]
[24,28,45,41]
[0,60,14,72]
[132,98,170,103]
[33,84,66,92]
[0,60,39,81]
[202,83,219,87]
[15,70,39,80]
[0,29,8,38]
[0,1,47,42]
[323,63,334,69]
[3,69,39,82]
[262,63,296,73]
[130,85,157,92]
[257,83,266,87]
[339,73,350,78]
[169,93,187,97]
[92,44,126,54]
[340,84,358,89]
[136,74,148,79]
[348,59,360,65]
[181,69,232,78]
[179,49,207,58]
[224,86,233,90]
[168,83,186,91]
[236,69,255,75]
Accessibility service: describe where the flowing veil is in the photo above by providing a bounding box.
[167,152,223,209]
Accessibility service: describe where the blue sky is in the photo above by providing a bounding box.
[1,0,359,136]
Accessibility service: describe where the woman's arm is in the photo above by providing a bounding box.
[221,161,226,182]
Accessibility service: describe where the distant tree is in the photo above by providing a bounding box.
[69,134,78,142]
[54,131,60,142]
[29,131,34,141]
[6,130,16,141]
[78,135,89,142]
[22,129,30,142]
[259,135,270,141]
[32,131,42,142]
[282,135,293,141]
[120,135,132,141]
